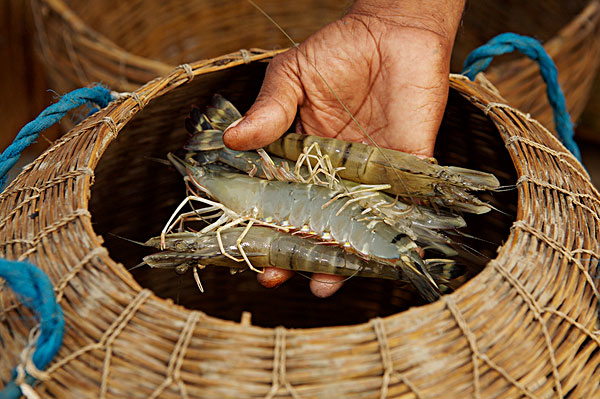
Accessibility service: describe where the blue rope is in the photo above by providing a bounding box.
[0,260,64,399]
[0,84,114,398]
[462,32,581,162]
[0,84,114,188]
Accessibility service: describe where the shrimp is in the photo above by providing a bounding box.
[187,107,465,220]
[184,100,467,257]
[188,94,500,214]
[164,153,446,301]
[142,227,464,299]
[266,132,499,214]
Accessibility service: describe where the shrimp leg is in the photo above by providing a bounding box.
[160,195,233,249]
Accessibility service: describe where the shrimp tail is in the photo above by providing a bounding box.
[184,95,240,153]
[204,93,243,130]
[184,106,227,152]
[185,106,214,133]
[402,252,443,302]
[185,94,242,134]
[185,130,225,153]
[424,259,466,295]
[425,259,466,283]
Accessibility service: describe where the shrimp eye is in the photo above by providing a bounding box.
[188,167,206,178]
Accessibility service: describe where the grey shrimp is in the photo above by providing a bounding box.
[164,154,444,301]
[143,226,464,298]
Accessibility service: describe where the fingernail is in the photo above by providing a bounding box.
[224,116,245,133]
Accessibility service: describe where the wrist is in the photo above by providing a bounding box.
[350,0,465,42]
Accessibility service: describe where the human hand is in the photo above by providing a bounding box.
[224,0,465,297]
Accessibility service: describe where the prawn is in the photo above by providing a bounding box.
[163,153,448,301]
[189,94,500,214]
[184,97,468,257]
[141,226,464,299]
[265,132,499,214]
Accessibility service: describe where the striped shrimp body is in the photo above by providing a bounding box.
[182,139,462,257]
[168,154,443,301]
[145,227,405,279]
[266,132,499,214]
[184,106,467,234]
[143,227,463,291]
[196,94,500,214]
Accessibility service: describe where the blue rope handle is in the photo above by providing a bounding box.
[462,32,581,162]
[0,84,114,398]
[0,260,64,399]
[0,84,114,188]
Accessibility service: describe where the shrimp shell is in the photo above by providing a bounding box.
[193,94,500,214]
[265,132,499,213]
[143,227,464,288]
[168,154,443,301]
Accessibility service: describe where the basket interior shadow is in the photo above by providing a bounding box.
[90,62,517,328]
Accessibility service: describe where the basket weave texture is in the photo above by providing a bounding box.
[31,0,347,92]
[32,0,600,141]
[1,49,599,398]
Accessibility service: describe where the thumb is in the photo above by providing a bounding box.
[223,53,302,150]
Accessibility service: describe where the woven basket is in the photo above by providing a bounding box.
[31,0,347,92]
[1,50,599,398]
[31,0,600,142]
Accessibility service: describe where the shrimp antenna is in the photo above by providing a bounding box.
[483,202,513,217]
[449,239,493,261]
[493,184,518,192]
[108,232,146,246]
[445,229,500,246]
[246,0,419,207]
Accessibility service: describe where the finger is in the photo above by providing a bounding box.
[309,274,345,298]
[256,267,295,288]
[223,52,302,150]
